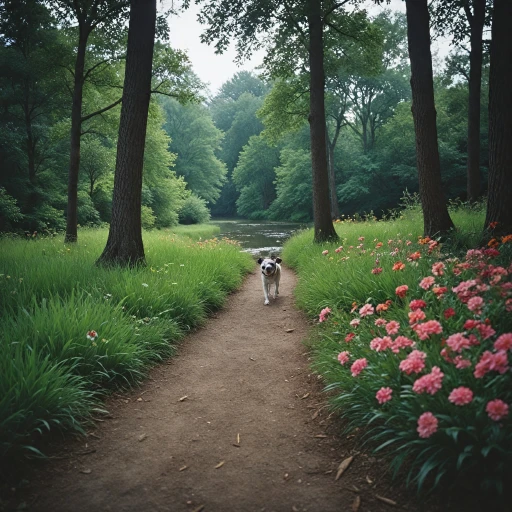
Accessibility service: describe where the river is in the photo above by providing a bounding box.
[210,219,308,256]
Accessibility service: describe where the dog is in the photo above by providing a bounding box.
[257,256,282,305]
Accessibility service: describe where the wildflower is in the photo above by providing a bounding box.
[335,246,343,253]
[448,387,473,406]
[345,332,356,343]
[487,238,499,248]
[385,321,400,336]
[359,304,375,317]
[350,302,358,313]
[419,276,435,290]
[443,308,455,320]
[494,333,512,351]
[488,221,499,229]
[467,296,484,314]
[358,236,365,241]
[322,250,329,255]
[392,261,405,271]
[371,267,383,274]
[486,399,509,421]
[476,322,495,340]
[395,285,408,298]
[86,330,98,340]
[432,262,445,276]
[392,336,415,353]
[413,367,444,395]
[376,387,393,404]
[446,333,471,353]
[376,300,392,313]
[350,318,360,328]
[474,350,509,378]
[399,350,427,375]
[413,320,443,340]
[417,412,438,438]
[502,234,512,244]
[351,357,368,377]
[338,351,350,365]
[408,251,421,261]
[375,242,383,249]
[319,307,331,323]
[370,336,393,352]
[453,355,472,369]
[409,299,427,311]
[375,318,387,327]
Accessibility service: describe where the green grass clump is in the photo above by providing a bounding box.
[0,226,253,454]
[284,206,512,495]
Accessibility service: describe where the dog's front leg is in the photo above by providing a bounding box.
[262,276,270,305]
[274,279,280,299]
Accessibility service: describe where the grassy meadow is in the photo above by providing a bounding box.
[0,225,254,455]
[283,204,512,495]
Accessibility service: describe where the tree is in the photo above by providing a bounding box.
[405,0,454,236]
[97,0,156,266]
[484,0,512,236]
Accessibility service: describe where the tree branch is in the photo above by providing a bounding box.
[81,97,122,122]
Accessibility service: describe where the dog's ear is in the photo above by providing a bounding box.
[276,257,282,264]
[257,258,263,264]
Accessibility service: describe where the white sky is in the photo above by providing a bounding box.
[164,0,452,96]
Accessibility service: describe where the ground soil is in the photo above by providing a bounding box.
[2,266,486,512]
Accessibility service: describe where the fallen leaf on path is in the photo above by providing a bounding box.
[249,357,255,361]
[314,434,327,438]
[80,469,91,474]
[237,433,240,444]
[138,433,147,442]
[311,410,320,420]
[283,473,290,480]
[352,495,361,511]
[179,465,187,471]
[375,495,397,506]
[215,461,225,469]
[366,475,373,484]
[301,393,310,399]
[286,328,295,333]
[335,456,354,481]
[178,395,188,402]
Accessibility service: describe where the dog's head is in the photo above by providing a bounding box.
[257,256,282,276]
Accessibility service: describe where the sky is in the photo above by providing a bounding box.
[164,0,452,96]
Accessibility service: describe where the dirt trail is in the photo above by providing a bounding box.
[6,266,462,512]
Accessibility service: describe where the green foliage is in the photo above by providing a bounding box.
[141,205,156,229]
[283,205,512,494]
[0,188,23,230]
[178,194,211,225]
[0,227,253,454]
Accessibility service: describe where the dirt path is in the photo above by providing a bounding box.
[5,266,468,512]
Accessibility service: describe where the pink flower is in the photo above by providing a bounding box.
[319,307,331,323]
[392,336,415,353]
[474,350,509,378]
[395,285,408,298]
[408,309,426,325]
[495,333,512,351]
[351,358,368,377]
[392,261,405,271]
[376,387,393,404]
[350,318,360,328]
[413,367,444,395]
[370,336,393,352]
[86,330,98,340]
[345,332,355,343]
[359,304,375,317]
[338,351,350,365]
[335,246,343,253]
[399,350,427,375]
[375,318,387,327]
[419,276,436,290]
[322,250,329,255]
[417,412,438,438]
[476,323,495,340]
[448,387,473,406]
[432,286,448,298]
[444,308,456,319]
[446,333,471,353]
[467,296,484,314]
[413,320,443,340]
[453,355,472,369]
[386,320,400,335]
[432,262,445,276]
[486,399,509,421]
[371,267,383,274]
[409,299,427,310]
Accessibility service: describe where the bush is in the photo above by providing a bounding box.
[178,194,211,225]
[141,205,156,229]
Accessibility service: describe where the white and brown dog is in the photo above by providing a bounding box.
[257,256,282,305]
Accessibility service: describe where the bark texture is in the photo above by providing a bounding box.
[308,0,338,242]
[405,0,454,236]
[484,0,512,236]
[97,0,156,266]
[466,0,485,202]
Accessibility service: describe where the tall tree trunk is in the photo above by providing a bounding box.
[23,82,36,185]
[97,0,156,267]
[405,0,454,236]
[484,0,512,236]
[466,0,485,202]
[65,30,88,243]
[327,139,340,219]
[308,0,338,242]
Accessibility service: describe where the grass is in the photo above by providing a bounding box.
[0,224,253,455]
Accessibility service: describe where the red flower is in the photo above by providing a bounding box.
[443,308,456,319]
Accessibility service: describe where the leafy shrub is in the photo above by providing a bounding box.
[309,235,512,492]
[178,194,211,225]
[141,205,156,229]
[0,188,23,231]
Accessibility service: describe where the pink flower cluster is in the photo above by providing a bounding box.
[319,307,331,323]
[399,350,427,375]
[412,320,443,340]
[417,412,438,438]
[351,358,368,377]
[376,387,393,404]
[448,386,473,406]
[413,366,444,395]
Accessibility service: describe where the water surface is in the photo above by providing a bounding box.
[211,219,308,257]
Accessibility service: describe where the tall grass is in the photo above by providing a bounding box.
[0,225,253,454]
